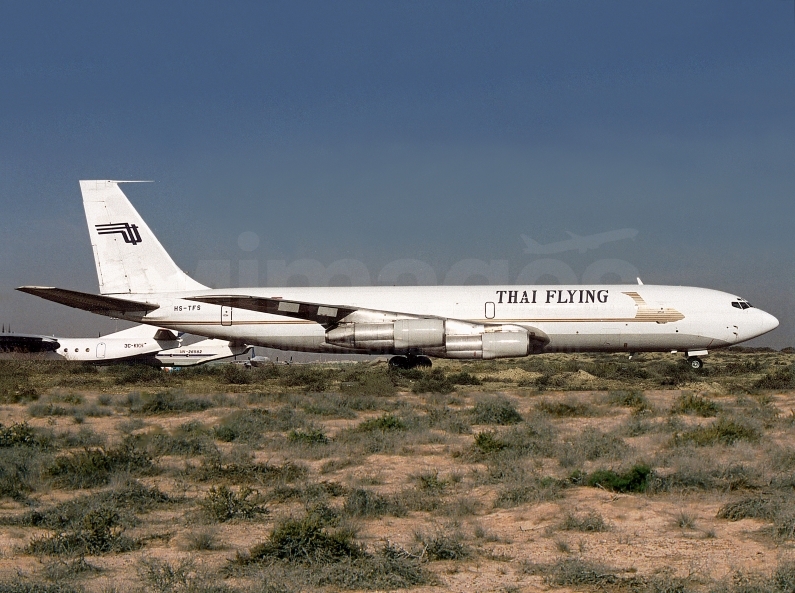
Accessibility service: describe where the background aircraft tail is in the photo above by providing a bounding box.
[80,181,207,295]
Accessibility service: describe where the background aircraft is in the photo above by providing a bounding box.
[521,229,639,255]
[0,324,252,366]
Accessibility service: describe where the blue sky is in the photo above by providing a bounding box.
[1,1,793,347]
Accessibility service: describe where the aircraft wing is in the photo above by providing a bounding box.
[188,295,362,326]
[0,334,61,353]
[16,287,159,314]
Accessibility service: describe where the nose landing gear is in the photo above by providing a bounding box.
[687,356,704,370]
[388,355,433,369]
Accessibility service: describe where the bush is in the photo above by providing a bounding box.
[0,362,39,403]
[536,397,596,417]
[493,476,564,508]
[578,464,653,493]
[417,532,470,561]
[288,427,329,446]
[0,446,48,500]
[214,408,307,444]
[47,440,154,489]
[27,506,139,556]
[670,393,721,417]
[411,369,453,394]
[356,414,406,432]
[341,370,396,396]
[672,416,760,447]
[199,485,268,522]
[343,489,400,518]
[0,423,49,448]
[22,478,172,530]
[558,428,630,467]
[472,396,523,425]
[129,390,213,414]
[560,511,609,532]
[447,372,482,386]
[607,390,650,411]
[754,368,795,390]
[473,431,507,454]
[243,514,364,565]
[717,494,781,521]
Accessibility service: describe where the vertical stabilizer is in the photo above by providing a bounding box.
[81,180,207,295]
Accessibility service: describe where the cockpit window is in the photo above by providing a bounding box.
[732,299,754,310]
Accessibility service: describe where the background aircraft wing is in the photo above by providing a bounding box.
[16,287,159,314]
[0,334,60,353]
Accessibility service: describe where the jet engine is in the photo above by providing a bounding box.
[325,318,547,359]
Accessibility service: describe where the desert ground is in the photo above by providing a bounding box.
[0,349,793,593]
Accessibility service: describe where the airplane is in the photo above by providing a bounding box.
[521,229,638,255]
[0,324,252,366]
[17,180,778,370]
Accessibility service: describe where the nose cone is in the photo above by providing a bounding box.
[758,310,779,336]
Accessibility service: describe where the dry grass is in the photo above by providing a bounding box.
[0,350,791,591]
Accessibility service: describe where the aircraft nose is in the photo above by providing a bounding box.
[759,310,779,335]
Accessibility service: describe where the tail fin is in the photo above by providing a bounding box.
[80,180,207,295]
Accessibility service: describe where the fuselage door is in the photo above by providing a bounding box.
[96,342,106,358]
[221,306,233,327]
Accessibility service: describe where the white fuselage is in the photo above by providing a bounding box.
[113,284,778,355]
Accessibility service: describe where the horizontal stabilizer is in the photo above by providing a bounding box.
[188,295,358,326]
[16,286,158,314]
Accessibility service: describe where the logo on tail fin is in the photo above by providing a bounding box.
[95,223,142,245]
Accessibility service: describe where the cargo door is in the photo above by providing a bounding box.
[96,342,106,358]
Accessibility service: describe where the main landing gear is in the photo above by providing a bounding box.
[388,355,433,370]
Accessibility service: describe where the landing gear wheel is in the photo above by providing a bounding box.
[688,357,704,370]
[389,356,409,369]
[412,355,432,368]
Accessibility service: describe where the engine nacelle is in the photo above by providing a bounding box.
[427,328,535,359]
[326,319,445,351]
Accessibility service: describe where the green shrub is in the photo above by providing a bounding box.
[0,362,39,403]
[473,431,507,454]
[579,464,653,493]
[0,446,48,500]
[199,485,268,522]
[47,440,154,489]
[27,506,139,556]
[493,477,564,508]
[288,427,329,445]
[0,423,49,448]
[536,397,595,417]
[129,390,213,414]
[717,494,781,521]
[222,363,250,384]
[356,414,406,432]
[670,393,721,417]
[341,370,397,396]
[243,514,364,564]
[607,390,650,410]
[417,532,470,561]
[472,396,523,425]
[672,416,760,447]
[214,408,307,444]
[22,478,172,530]
[190,458,308,485]
[114,364,165,386]
[411,369,453,394]
[560,511,609,532]
[447,372,482,386]
[542,558,619,587]
[754,368,795,390]
[343,489,401,518]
